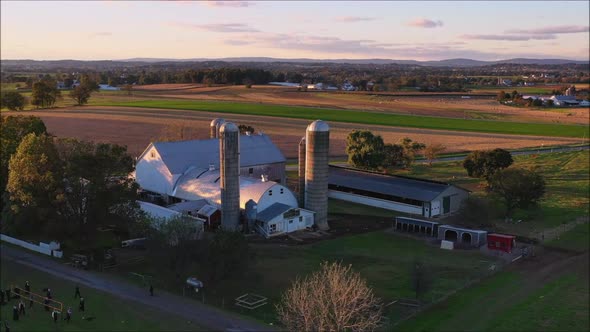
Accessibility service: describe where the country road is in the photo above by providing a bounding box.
[1,245,275,332]
[285,144,589,171]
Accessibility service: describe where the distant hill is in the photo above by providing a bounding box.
[1,57,587,70]
[118,57,588,67]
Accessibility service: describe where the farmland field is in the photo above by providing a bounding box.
[6,106,585,158]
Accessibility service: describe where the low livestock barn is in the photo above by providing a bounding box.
[328,166,469,218]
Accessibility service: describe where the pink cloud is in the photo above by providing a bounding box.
[407,18,443,28]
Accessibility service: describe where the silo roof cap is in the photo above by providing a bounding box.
[210,118,225,127]
[307,120,329,132]
[220,122,239,133]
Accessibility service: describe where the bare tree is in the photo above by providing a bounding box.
[276,262,382,332]
[424,143,446,166]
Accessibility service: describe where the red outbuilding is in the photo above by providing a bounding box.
[487,233,516,253]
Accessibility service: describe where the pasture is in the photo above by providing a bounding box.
[118,228,499,329]
[395,150,590,236]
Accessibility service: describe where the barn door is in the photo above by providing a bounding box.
[443,196,451,214]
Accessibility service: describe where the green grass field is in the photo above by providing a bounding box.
[394,150,589,236]
[397,269,589,332]
[99,100,589,138]
[0,260,202,331]
[547,223,590,252]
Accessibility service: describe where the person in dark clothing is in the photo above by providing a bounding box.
[4,321,10,332]
[149,285,154,297]
[74,285,81,299]
[46,288,52,299]
[44,297,50,311]
[12,306,18,321]
[24,281,30,294]
[13,288,19,300]
[18,301,25,316]
[79,297,85,312]
[5,289,10,302]
[52,310,58,324]
[64,307,72,323]
[29,295,33,308]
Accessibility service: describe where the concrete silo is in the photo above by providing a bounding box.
[298,136,306,206]
[210,118,226,138]
[305,120,330,230]
[219,122,240,231]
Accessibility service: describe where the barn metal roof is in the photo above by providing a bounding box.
[150,134,285,174]
[256,203,293,223]
[171,168,278,208]
[328,166,468,202]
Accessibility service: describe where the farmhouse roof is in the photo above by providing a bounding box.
[256,203,293,223]
[147,134,285,175]
[551,95,577,101]
[328,166,469,202]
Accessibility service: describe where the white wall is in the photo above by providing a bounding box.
[328,190,422,215]
[1,234,62,258]
[135,146,175,195]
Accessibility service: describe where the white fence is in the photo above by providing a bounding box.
[0,234,63,259]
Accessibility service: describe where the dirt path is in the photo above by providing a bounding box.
[1,245,273,332]
[9,106,584,158]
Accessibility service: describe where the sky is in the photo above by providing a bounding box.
[1,1,589,61]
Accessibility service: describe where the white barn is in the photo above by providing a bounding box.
[138,201,205,240]
[134,135,314,238]
[135,134,286,199]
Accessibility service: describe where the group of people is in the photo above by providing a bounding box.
[1,281,86,329]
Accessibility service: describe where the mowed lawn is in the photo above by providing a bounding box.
[100,100,589,138]
[0,260,202,331]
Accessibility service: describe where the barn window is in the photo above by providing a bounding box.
[270,224,277,233]
[269,190,273,196]
[249,168,253,175]
[280,188,284,194]
[299,216,303,222]
[289,220,293,224]
[150,151,155,158]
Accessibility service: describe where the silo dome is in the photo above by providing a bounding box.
[307,120,330,132]
[220,122,239,134]
[210,118,225,127]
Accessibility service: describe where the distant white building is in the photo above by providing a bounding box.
[98,84,120,91]
[341,82,356,91]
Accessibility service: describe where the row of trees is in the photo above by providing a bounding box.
[1,76,103,110]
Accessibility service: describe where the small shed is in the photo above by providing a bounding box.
[437,225,487,247]
[487,233,516,253]
[394,217,439,237]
